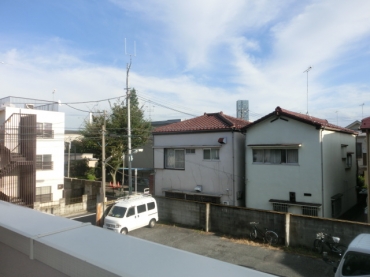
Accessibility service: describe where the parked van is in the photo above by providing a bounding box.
[103,190,158,234]
[326,233,370,276]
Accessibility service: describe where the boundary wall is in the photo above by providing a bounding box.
[155,197,370,249]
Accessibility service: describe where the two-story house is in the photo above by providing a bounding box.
[243,106,357,218]
[153,112,250,206]
[0,96,64,207]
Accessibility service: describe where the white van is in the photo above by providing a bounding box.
[327,233,370,276]
[103,191,158,235]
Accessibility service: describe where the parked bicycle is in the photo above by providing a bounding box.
[249,222,278,245]
[313,232,347,256]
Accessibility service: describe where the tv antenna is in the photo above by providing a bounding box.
[360,103,365,119]
[303,66,312,115]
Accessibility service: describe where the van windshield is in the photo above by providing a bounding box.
[342,251,370,276]
[108,206,127,218]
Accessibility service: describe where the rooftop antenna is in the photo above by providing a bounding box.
[360,103,365,119]
[303,66,312,115]
[52,89,56,102]
[146,104,155,121]
[335,111,338,126]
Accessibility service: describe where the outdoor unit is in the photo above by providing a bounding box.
[223,201,229,205]
[25,104,34,109]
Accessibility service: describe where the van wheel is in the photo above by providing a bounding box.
[149,219,156,228]
[120,228,128,235]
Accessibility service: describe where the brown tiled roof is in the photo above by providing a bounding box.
[153,112,251,134]
[243,106,357,135]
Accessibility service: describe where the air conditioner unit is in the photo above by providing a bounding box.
[223,201,229,205]
[194,185,202,193]
[25,104,34,109]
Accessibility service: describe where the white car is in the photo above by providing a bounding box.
[103,192,158,235]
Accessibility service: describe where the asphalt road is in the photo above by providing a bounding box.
[129,224,336,277]
[71,214,336,276]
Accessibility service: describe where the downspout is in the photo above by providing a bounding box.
[232,130,236,206]
[320,127,325,217]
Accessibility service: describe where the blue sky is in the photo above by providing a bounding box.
[1,0,370,129]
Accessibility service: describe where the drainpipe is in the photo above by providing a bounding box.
[232,130,235,205]
[320,127,325,217]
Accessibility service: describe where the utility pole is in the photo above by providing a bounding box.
[67,138,71,177]
[303,66,312,115]
[126,56,133,195]
[102,111,106,222]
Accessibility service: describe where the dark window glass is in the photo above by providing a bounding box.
[147,202,155,210]
[137,204,146,214]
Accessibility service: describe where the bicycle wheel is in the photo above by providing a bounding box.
[265,231,278,245]
[249,229,257,240]
[313,239,323,253]
[335,244,347,256]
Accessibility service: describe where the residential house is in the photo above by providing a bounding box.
[0,96,64,207]
[152,112,250,206]
[243,106,357,218]
[346,120,367,175]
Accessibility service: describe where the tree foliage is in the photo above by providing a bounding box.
[80,89,152,184]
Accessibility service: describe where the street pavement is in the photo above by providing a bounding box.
[129,224,336,277]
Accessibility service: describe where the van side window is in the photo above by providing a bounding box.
[137,204,146,214]
[147,202,155,211]
[126,207,135,217]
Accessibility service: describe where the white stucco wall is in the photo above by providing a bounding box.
[1,107,65,201]
[245,116,323,214]
[153,131,245,206]
[321,130,357,218]
[245,115,357,218]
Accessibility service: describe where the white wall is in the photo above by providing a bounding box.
[154,131,245,206]
[2,107,65,201]
[322,130,357,218]
[245,116,323,213]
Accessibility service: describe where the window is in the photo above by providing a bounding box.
[36,155,53,170]
[35,186,52,203]
[36,122,53,138]
[363,153,367,166]
[346,154,352,168]
[342,251,370,276]
[126,207,136,217]
[253,149,298,164]
[165,149,185,169]
[137,204,146,214]
[356,143,362,158]
[203,149,219,160]
[108,206,127,218]
[302,206,318,217]
[332,194,342,218]
[273,203,288,213]
[186,149,195,154]
[147,202,156,210]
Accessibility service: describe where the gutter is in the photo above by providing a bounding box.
[320,127,325,217]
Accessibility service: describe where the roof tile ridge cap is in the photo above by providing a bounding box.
[216,112,235,128]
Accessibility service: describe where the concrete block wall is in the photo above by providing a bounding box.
[209,204,285,238]
[156,197,206,229]
[289,214,370,248]
[155,196,370,249]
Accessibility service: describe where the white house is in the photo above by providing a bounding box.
[243,106,357,218]
[346,120,367,176]
[152,112,250,206]
[0,96,64,207]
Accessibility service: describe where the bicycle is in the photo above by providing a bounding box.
[313,232,346,257]
[249,222,279,245]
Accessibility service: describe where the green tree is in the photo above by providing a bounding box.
[81,89,152,186]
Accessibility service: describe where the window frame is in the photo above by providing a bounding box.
[203,148,220,161]
[164,148,185,170]
[252,148,299,165]
[36,122,53,138]
[36,154,53,170]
